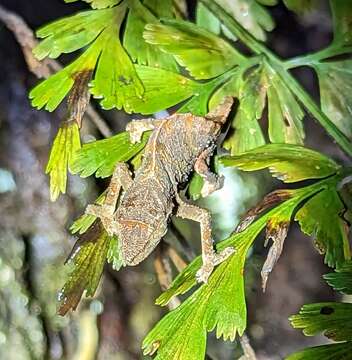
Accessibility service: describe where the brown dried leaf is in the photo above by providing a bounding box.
[261,219,290,291]
[236,189,293,232]
[67,70,93,127]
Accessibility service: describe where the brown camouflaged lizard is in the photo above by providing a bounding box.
[86,97,235,283]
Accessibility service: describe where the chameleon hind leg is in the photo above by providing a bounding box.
[175,195,235,283]
[85,163,132,235]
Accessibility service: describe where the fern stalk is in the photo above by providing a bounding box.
[201,0,352,158]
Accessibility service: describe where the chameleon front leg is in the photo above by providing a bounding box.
[126,118,164,143]
[85,163,132,235]
[195,147,224,198]
[175,196,235,283]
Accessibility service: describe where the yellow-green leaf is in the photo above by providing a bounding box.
[144,19,245,79]
[58,220,111,315]
[221,144,340,183]
[46,121,81,201]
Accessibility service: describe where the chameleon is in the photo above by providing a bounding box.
[86,97,235,283]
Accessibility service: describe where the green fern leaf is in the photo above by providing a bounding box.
[123,0,177,71]
[223,62,305,154]
[144,19,246,80]
[46,121,81,201]
[34,8,116,60]
[146,186,324,357]
[283,0,319,14]
[313,60,352,139]
[289,302,352,341]
[221,144,340,183]
[265,62,305,144]
[64,0,119,8]
[31,4,144,111]
[223,65,266,153]
[126,65,199,114]
[58,221,112,315]
[295,181,351,267]
[286,342,352,360]
[221,146,350,267]
[30,43,100,111]
[324,261,352,294]
[71,131,150,178]
[89,25,144,110]
[211,0,277,41]
[330,1,352,47]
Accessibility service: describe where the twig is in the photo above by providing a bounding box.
[154,243,181,310]
[239,333,257,360]
[167,246,187,272]
[0,4,112,138]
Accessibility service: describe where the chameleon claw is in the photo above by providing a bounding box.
[196,246,236,283]
[126,122,143,144]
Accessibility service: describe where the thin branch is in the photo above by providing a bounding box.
[154,243,181,310]
[167,246,187,272]
[0,4,112,138]
[239,333,257,360]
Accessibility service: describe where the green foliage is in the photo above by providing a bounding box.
[46,121,81,201]
[123,0,177,71]
[144,220,263,357]
[58,221,112,315]
[222,144,350,267]
[324,260,352,294]
[286,342,352,360]
[288,261,352,359]
[64,0,119,9]
[313,60,352,138]
[29,0,352,358]
[30,47,98,112]
[295,183,350,267]
[221,144,340,182]
[330,0,352,47]
[283,0,318,14]
[289,302,352,341]
[211,0,277,41]
[144,19,245,79]
[71,131,150,178]
[31,3,144,111]
[145,182,329,358]
[59,220,123,315]
[129,66,199,114]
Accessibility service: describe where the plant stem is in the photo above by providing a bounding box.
[200,0,352,158]
[284,45,352,69]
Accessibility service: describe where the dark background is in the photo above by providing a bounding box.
[0,1,342,359]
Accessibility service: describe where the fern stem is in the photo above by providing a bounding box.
[201,0,352,158]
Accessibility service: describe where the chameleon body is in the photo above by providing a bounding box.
[87,97,235,282]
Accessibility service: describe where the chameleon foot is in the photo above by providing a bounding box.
[196,246,236,283]
[201,174,224,198]
[126,118,161,144]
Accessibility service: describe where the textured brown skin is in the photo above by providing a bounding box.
[86,97,234,278]
[115,99,233,265]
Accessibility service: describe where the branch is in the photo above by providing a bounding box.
[0,4,112,138]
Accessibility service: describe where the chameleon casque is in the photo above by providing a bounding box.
[86,97,235,283]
